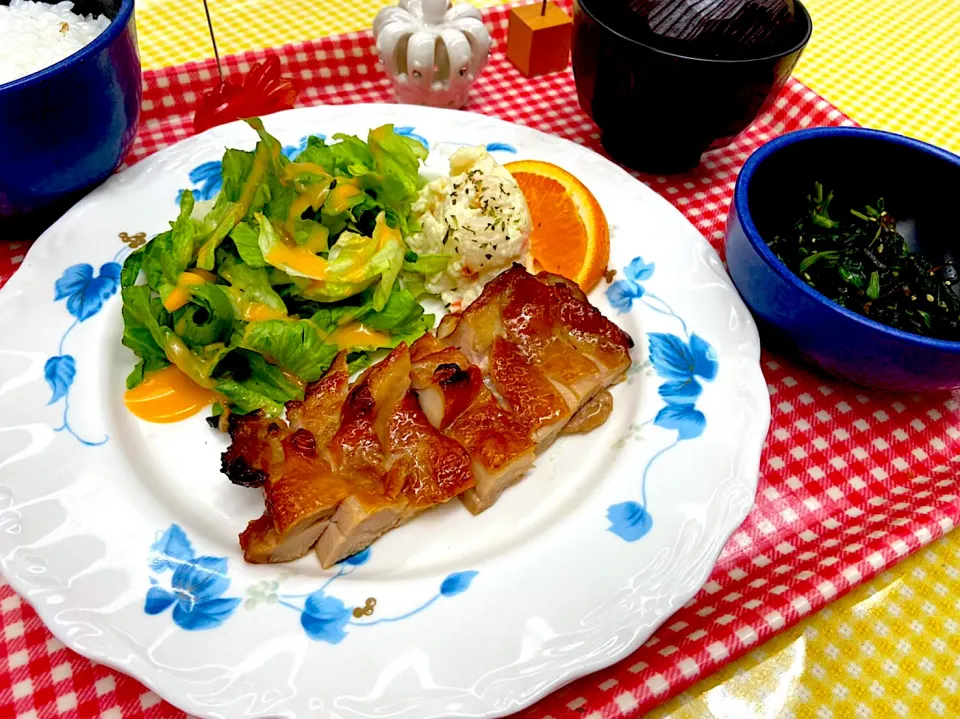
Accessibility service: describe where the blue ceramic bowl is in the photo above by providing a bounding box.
[725,127,960,392]
[0,0,141,238]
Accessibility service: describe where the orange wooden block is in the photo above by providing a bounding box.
[506,2,573,77]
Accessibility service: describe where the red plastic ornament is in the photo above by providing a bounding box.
[193,56,300,134]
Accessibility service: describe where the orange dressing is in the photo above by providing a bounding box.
[303,224,329,253]
[124,366,220,423]
[373,212,401,246]
[286,182,331,236]
[242,302,289,322]
[264,242,330,279]
[283,162,331,181]
[343,212,402,284]
[163,271,211,312]
[190,268,218,283]
[327,323,390,350]
[324,183,363,214]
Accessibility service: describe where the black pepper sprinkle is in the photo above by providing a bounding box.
[485,253,492,260]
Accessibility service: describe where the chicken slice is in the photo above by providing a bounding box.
[489,336,571,446]
[542,271,634,382]
[499,269,604,408]
[439,266,604,439]
[449,391,536,514]
[285,352,350,443]
[231,358,352,564]
[313,496,407,569]
[411,333,535,513]
[410,333,446,362]
[410,334,485,430]
[385,390,475,508]
[237,427,349,565]
[315,389,478,567]
[264,429,348,541]
[239,511,330,564]
[437,265,633,511]
[315,345,415,568]
[435,291,502,372]
[327,343,411,488]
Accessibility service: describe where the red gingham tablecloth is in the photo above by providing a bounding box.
[2,2,959,717]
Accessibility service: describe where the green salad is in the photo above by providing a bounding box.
[120,119,449,417]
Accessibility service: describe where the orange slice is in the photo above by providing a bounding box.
[505,159,610,293]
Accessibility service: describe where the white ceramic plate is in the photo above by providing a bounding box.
[0,105,769,719]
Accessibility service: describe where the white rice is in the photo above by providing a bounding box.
[0,0,110,86]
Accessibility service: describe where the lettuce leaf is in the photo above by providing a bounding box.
[307,288,432,349]
[297,133,377,178]
[293,136,334,171]
[220,148,257,203]
[367,124,427,199]
[329,133,377,173]
[361,288,429,332]
[302,229,401,308]
[196,194,244,270]
[121,285,171,388]
[121,246,145,288]
[240,319,338,383]
[347,352,373,373]
[247,118,288,173]
[309,304,369,335]
[218,255,287,317]
[295,127,424,236]
[229,221,267,268]
[364,290,434,345]
[172,284,236,347]
[121,285,168,355]
[204,119,289,267]
[138,192,201,291]
[403,253,449,276]
[167,191,197,276]
[121,285,228,388]
[141,230,169,289]
[291,219,329,250]
[320,182,373,227]
[214,351,303,416]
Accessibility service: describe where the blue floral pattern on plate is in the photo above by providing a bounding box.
[146,526,478,642]
[178,161,222,203]
[47,257,126,445]
[605,256,719,542]
[145,525,242,630]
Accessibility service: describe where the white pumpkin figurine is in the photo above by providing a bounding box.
[374,0,492,109]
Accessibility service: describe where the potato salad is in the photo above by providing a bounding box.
[406,147,532,310]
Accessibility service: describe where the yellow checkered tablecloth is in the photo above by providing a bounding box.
[129,0,960,716]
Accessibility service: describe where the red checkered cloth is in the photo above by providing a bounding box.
[2,2,959,717]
